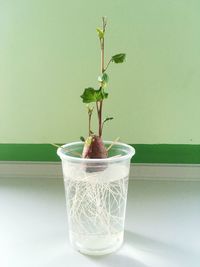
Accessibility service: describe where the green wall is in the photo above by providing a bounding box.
[1,0,200,144]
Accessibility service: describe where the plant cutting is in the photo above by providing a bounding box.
[57,17,135,256]
[80,17,125,159]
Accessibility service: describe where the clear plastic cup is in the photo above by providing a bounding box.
[57,141,135,255]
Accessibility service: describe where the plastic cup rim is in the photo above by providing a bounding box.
[57,141,135,163]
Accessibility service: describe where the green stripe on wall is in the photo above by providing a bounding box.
[0,144,59,162]
[0,144,200,164]
[133,144,200,164]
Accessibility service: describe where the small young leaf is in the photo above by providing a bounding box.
[111,53,126,63]
[80,136,85,142]
[99,88,108,100]
[96,28,104,39]
[81,87,108,103]
[98,76,102,82]
[102,73,109,83]
[98,73,109,86]
[87,105,94,115]
[103,117,114,124]
[101,90,108,99]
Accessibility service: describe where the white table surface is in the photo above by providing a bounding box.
[0,178,200,267]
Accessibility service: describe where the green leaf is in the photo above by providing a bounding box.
[80,136,85,142]
[101,90,108,99]
[102,72,109,83]
[96,28,104,39]
[81,88,97,103]
[98,88,108,100]
[103,117,114,124]
[111,53,126,63]
[98,72,109,86]
[81,87,108,103]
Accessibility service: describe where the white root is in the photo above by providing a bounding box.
[65,174,128,238]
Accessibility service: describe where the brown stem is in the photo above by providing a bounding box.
[98,17,106,137]
[96,101,99,116]
[96,101,100,133]
[89,113,92,136]
[101,38,104,73]
[99,100,103,136]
